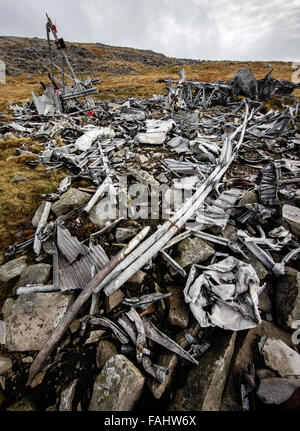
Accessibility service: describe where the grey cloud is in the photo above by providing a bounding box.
[0,0,299,61]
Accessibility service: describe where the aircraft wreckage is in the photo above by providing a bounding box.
[0,14,300,412]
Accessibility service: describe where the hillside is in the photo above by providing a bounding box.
[0,36,202,77]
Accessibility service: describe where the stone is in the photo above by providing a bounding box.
[239,191,258,206]
[96,340,118,369]
[10,175,28,183]
[244,249,268,281]
[69,319,80,334]
[168,288,189,328]
[88,354,145,411]
[51,188,90,216]
[0,356,12,375]
[89,198,117,228]
[0,256,27,283]
[42,239,55,255]
[256,378,300,405]
[282,204,300,236]
[175,237,214,268]
[105,289,124,313]
[156,173,168,184]
[136,154,148,164]
[148,353,178,399]
[258,285,273,313]
[128,167,159,186]
[15,263,52,289]
[115,227,138,243]
[59,380,78,411]
[31,201,47,228]
[7,398,36,411]
[2,291,74,351]
[4,132,15,140]
[261,337,300,378]
[256,368,277,381]
[31,371,45,388]
[128,270,146,284]
[274,267,300,330]
[85,330,105,345]
[220,320,295,411]
[169,331,236,411]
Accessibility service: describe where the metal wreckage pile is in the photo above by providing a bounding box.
[0,18,300,412]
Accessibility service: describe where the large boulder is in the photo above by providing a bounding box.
[169,331,236,411]
[274,267,300,330]
[15,264,52,289]
[0,256,27,284]
[221,320,294,411]
[2,292,74,351]
[88,355,145,411]
[175,237,214,268]
[51,188,90,216]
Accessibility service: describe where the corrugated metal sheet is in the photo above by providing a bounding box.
[56,224,89,264]
[57,243,109,291]
[53,225,109,291]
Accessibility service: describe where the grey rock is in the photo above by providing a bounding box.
[115,227,138,243]
[15,263,52,289]
[96,340,118,369]
[169,331,236,411]
[31,201,47,228]
[156,173,169,184]
[52,188,90,216]
[261,337,300,378]
[0,256,27,283]
[0,356,12,375]
[59,379,78,411]
[7,398,36,411]
[136,154,149,164]
[231,68,258,99]
[148,353,178,399]
[128,270,146,284]
[282,204,300,236]
[88,354,145,411]
[168,288,189,328]
[257,378,300,405]
[221,320,293,411]
[3,132,15,140]
[244,249,268,281]
[274,267,300,330]
[85,330,105,344]
[128,167,159,186]
[256,368,277,381]
[239,190,258,206]
[10,175,28,183]
[89,198,117,228]
[105,289,124,313]
[175,237,214,268]
[42,239,55,255]
[2,292,74,351]
[258,284,272,313]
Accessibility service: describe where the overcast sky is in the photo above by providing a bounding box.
[0,0,299,61]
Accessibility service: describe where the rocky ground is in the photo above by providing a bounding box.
[0,36,202,77]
